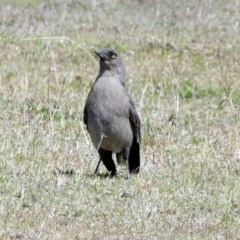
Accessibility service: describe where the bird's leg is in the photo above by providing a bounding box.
[122,148,130,179]
[126,158,130,179]
[116,153,125,166]
[93,158,101,175]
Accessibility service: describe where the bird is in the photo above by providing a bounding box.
[83,48,141,179]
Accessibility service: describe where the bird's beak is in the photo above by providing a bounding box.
[94,50,107,60]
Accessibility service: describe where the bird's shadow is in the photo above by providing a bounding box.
[86,172,120,179]
[55,167,75,176]
[55,167,122,179]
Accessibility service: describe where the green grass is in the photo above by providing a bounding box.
[1,0,240,239]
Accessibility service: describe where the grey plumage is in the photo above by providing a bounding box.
[83,48,141,178]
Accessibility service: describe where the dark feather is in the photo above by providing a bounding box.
[128,95,141,173]
[83,105,88,130]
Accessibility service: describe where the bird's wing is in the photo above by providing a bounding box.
[127,93,141,143]
[127,92,141,174]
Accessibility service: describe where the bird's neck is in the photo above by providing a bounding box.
[96,69,125,86]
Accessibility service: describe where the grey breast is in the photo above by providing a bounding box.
[86,76,133,153]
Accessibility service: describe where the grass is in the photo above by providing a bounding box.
[1,0,240,239]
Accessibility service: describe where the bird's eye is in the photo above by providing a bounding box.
[111,53,116,59]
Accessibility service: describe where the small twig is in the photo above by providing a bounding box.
[94,133,106,175]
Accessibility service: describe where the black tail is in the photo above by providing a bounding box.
[98,149,117,176]
[128,138,140,174]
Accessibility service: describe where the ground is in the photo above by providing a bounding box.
[0,0,240,239]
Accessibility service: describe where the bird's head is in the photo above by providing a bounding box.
[95,48,120,68]
[94,48,125,84]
